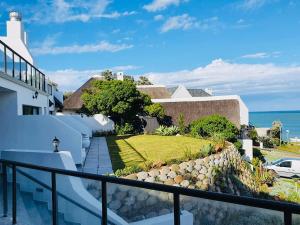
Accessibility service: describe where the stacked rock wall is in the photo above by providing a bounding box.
[87,144,269,224]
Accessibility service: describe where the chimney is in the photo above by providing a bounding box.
[7,11,27,45]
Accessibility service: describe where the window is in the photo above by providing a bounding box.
[48,84,53,95]
[278,161,291,168]
[23,105,40,115]
[27,64,32,86]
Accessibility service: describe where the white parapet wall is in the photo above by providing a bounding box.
[56,115,92,137]
[1,150,193,225]
[0,115,84,164]
[70,114,115,134]
[1,150,129,225]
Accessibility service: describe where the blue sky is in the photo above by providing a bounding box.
[0,0,300,112]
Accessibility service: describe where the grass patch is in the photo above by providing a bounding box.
[277,144,300,154]
[106,134,212,172]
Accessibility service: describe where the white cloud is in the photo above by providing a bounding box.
[237,0,276,10]
[144,0,188,12]
[47,66,139,91]
[154,14,164,21]
[160,15,221,33]
[241,51,281,59]
[31,36,133,55]
[161,14,198,32]
[11,0,136,24]
[143,59,300,96]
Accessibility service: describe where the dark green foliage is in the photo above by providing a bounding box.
[144,103,165,119]
[258,136,274,148]
[271,121,282,139]
[253,148,266,162]
[102,70,113,81]
[178,113,186,135]
[81,79,151,124]
[136,76,152,85]
[114,165,143,177]
[249,129,258,142]
[190,114,239,141]
[115,123,135,135]
[234,140,244,156]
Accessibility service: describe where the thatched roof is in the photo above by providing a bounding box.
[63,77,103,111]
[137,85,171,99]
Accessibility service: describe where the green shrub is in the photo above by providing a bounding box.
[271,137,280,146]
[190,114,239,141]
[252,157,261,167]
[114,165,142,177]
[178,113,186,135]
[115,123,135,135]
[155,125,179,136]
[144,103,165,119]
[258,136,274,148]
[253,148,266,162]
[234,140,244,155]
[199,143,215,158]
[249,129,258,142]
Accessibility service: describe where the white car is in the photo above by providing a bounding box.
[264,158,300,178]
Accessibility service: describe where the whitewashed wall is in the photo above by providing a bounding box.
[56,115,92,137]
[1,150,128,225]
[0,73,49,115]
[0,115,83,164]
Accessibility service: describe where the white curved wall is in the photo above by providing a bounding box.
[1,150,128,225]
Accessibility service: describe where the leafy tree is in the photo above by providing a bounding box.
[63,91,73,100]
[190,114,239,142]
[102,70,113,81]
[136,76,152,85]
[81,79,151,124]
[144,103,165,119]
[271,120,282,139]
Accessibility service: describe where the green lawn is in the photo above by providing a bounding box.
[277,144,300,154]
[106,135,211,171]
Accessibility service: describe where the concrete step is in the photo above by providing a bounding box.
[0,179,79,225]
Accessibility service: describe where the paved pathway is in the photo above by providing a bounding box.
[83,137,113,175]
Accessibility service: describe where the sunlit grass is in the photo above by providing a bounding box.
[106,134,211,171]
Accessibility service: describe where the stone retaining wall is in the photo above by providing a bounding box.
[87,144,276,224]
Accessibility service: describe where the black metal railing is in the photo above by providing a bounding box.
[1,159,300,225]
[0,40,46,93]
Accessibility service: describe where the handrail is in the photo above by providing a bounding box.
[15,167,101,219]
[0,39,46,93]
[1,159,300,214]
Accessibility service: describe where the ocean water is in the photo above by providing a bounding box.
[250,111,300,140]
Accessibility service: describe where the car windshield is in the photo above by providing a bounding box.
[271,159,282,165]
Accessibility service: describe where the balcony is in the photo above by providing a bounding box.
[1,159,300,225]
[0,40,46,93]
